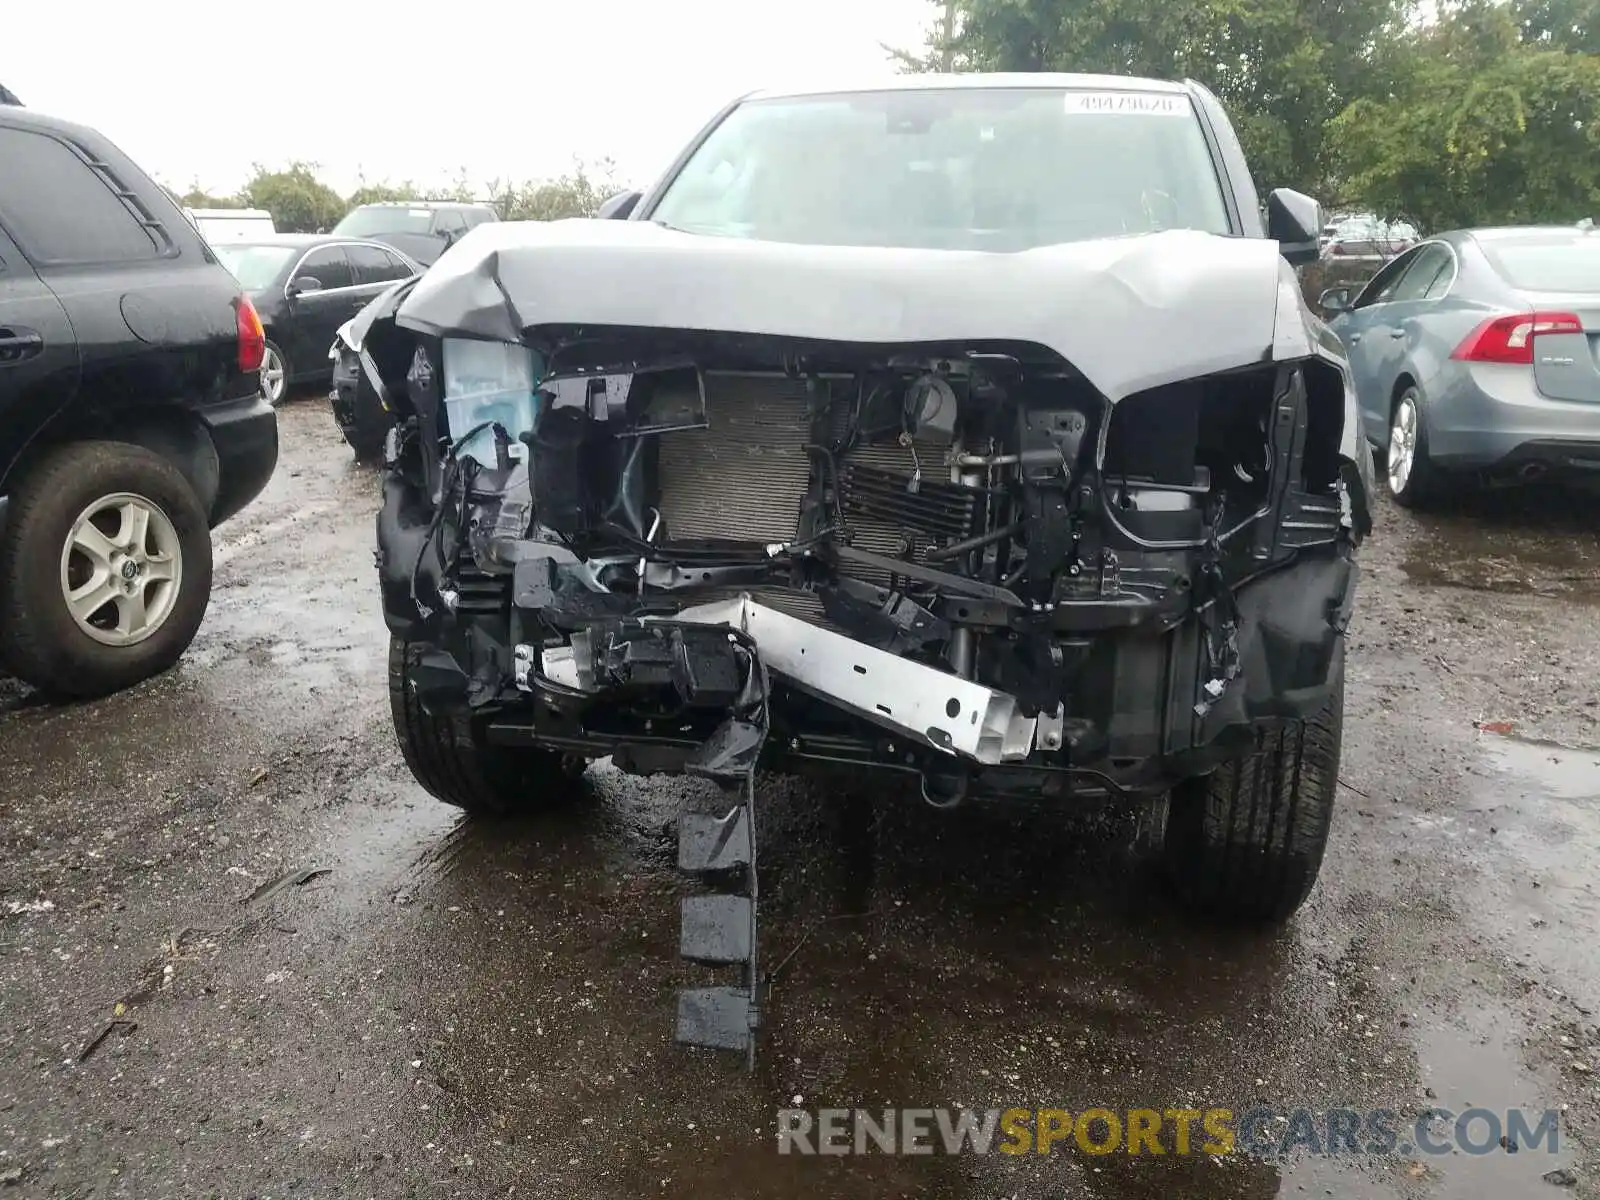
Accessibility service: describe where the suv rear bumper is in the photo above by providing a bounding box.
[199,392,278,526]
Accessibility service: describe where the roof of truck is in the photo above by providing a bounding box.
[746,72,1191,102]
[348,200,496,210]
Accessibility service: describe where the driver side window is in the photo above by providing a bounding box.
[1389,243,1453,303]
[1352,247,1421,309]
[294,246,352,291]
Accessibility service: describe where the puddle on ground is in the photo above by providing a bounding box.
[1480,737,1600,803]
[1400,553,1600,604]
[1464,735,1600,990]
[1408,1010,1576,1198]
[1394,492,1600,604]
[359,777,1437,1200]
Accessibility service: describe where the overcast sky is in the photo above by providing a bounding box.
[6,0,936,196]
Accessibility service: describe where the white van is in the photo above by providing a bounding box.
[184,207,277,244]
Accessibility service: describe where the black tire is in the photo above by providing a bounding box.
[1386,384,1443,508]
[0,441,213,699]
[388,637,572,814]
[1163,646,1345,922]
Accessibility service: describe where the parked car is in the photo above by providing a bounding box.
[213,235,420,405]
[185,207,277,244]
[1318,210,1365,250]
[0,104,277,698]
[1320,223,1600,506]
[352,73,1372,1061]
[331,201,498,267]
[328,293,407,462]
[1321,215,1418,261]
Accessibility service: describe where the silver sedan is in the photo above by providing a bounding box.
[1319,224,1600,506]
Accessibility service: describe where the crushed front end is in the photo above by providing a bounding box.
[358,228,1373,1061]
[376,329,1366,802]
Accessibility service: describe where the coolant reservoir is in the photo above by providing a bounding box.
[441,338,543,464]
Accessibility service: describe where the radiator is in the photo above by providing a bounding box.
[656,375,813,545]
[654,373,974,595]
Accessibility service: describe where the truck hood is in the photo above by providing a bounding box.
[393,219,1313,402]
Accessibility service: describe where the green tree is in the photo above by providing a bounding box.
[1330,0,1600,229]
[488,159,620,221]
[1513,0,1600,53]
[917,0,1413,195]
[167,177,248,208]
[346,179,421,208]
[241,162,348,232]
[157,182,235,208]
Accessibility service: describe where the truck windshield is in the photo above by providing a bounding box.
[649,87,1232,252]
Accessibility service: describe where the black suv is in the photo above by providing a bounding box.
[331,201,498,267]
[0,105,278,698]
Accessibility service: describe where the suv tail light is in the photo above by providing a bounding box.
[235,295,266,374]
[1451,311,1583,365]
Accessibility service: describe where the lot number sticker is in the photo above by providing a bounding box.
[1063,92,1189,117]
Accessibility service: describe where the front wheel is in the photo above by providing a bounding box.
[388,638,577,815]
[0,441,213,698]
[1162,647,1345,922]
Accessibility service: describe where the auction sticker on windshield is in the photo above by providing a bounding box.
[1063,91,1189,117]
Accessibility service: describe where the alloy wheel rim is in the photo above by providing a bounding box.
[58,493,183,647]
[1388,394,1418,495]
[261,346,286,405]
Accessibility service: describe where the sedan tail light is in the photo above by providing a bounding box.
[235,294,266,374]
[1451,311,1583,365]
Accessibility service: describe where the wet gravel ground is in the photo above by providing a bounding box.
[3,397,1600,1199]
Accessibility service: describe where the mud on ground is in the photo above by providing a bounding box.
[1,397,1598,1199]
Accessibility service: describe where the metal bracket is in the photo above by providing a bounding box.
[1036,704,1065,753]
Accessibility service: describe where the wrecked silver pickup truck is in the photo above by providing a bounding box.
[345,74,1373,1062]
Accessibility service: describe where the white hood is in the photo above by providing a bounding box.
[394,218,1300,402]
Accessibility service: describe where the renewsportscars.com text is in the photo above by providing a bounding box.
[776,1106,1561,1158]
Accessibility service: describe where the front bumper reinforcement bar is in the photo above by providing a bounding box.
[667,596,1042,766]
[541,594,1042,766]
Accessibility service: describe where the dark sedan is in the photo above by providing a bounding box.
[214,235,420,405]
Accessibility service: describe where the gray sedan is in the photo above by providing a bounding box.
[1320,224,1600,506]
